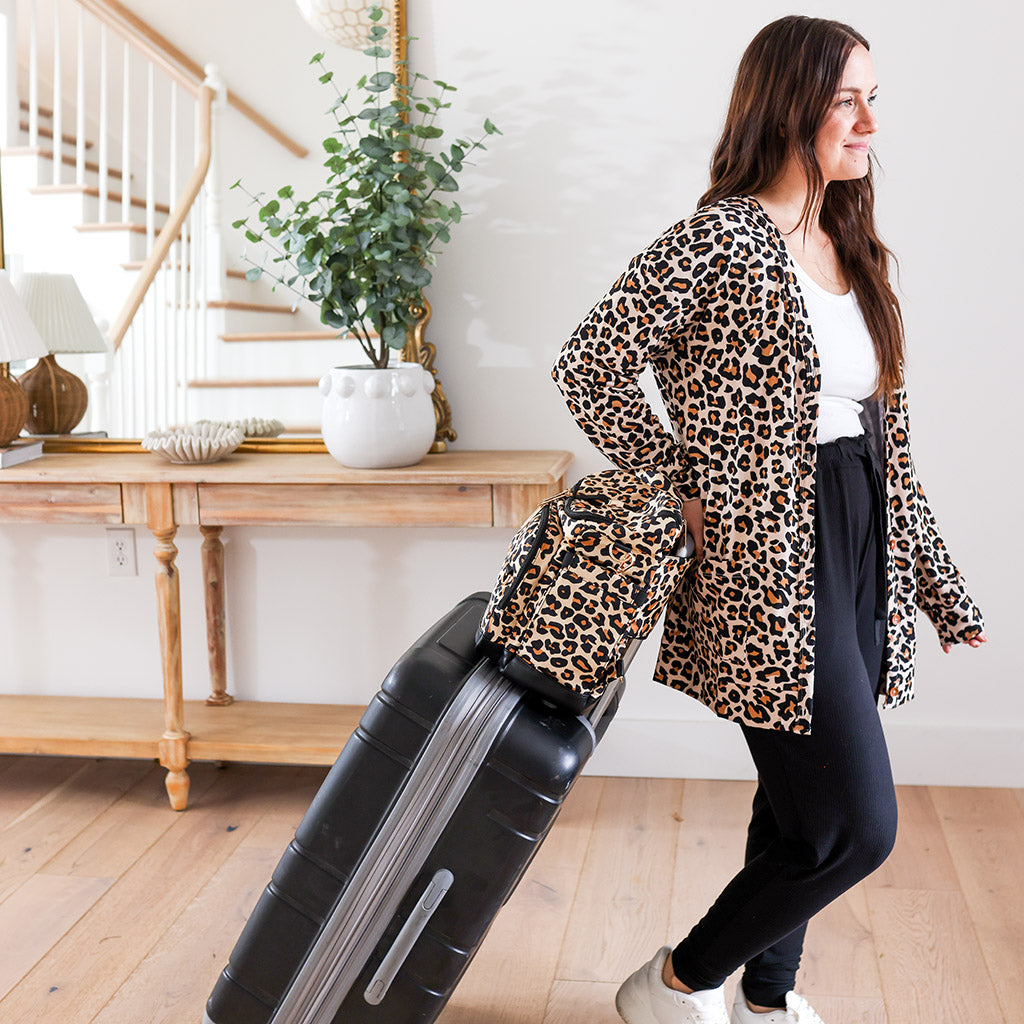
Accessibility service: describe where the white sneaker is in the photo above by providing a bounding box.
[615,946,729,1024]
[730,986,825,1023]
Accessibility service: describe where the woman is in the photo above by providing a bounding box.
[552,15,988,1024]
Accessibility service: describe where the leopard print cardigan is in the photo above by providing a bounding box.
[552,193,985,734]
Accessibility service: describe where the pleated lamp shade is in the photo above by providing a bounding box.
[10,273,107,435]
[13,272,108,355]
[0,269,48,362]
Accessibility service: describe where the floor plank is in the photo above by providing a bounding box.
[0,758,151,904]
[864,785,959,891]
[0,762,1019,1024]
[556,777,686,983]
[929,786,1024,1024]
[0,873,113,1002]
[0,765,296,1024]
[90,814,310,1024]
[800,887,883,1000]
[667,778,756,944]
[866,888,1004,1023]
[0,756,97,831]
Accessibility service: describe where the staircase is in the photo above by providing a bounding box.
[0,0,366,437]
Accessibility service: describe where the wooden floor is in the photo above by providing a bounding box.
[0,756,1020,1024]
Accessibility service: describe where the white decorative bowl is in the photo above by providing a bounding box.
[142,424,245,464]
[195,417,286,438]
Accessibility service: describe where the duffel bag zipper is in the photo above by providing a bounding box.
[496,505,553,611]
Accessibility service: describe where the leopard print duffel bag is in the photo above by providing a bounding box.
[477,467,697,711]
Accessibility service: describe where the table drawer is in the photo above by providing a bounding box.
[197,483,495,527]
[0,482,123,522]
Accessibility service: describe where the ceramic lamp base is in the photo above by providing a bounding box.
[19,353,89,434]
[0,369,31,447]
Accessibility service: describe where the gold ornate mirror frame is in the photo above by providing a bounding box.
[2,0,455,455]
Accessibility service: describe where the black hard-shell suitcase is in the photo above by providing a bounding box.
[203,592,620,1024]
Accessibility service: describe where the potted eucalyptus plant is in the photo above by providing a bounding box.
[231,4,499,467]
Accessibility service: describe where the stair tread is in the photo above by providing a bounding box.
[2,145,129,180]
[207,300,297,314]
[19,119,94,149]
[76,222,158,234]
[30,183,170,215]
[121,262,247,278]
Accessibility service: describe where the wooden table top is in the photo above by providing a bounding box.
[0,449,575,485]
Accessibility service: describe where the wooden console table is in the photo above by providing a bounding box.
[0,449,572,809]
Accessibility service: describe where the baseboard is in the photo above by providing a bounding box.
[583,718,1024,787]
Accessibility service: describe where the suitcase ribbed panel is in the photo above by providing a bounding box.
[204,593,616,1024]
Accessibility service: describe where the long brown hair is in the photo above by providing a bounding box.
[698,15,904,403]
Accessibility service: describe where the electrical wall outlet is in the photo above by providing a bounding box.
[106,527,138,577]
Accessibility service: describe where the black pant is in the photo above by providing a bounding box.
[671,431,898,1008]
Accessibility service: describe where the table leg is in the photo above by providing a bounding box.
[200,525,232,706]
[146,483,191,811]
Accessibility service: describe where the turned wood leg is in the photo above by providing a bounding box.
[200,525,232,706]
[146,484,191,810]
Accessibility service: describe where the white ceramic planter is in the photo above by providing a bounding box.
[319,363,437,469]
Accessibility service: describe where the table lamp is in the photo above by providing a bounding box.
[13,272,110,435]
[0,269,49,447]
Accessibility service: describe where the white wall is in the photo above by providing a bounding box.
[1,0,1017,785]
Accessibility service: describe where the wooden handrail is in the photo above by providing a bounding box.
[107,84,213,352]
[71,0,308,158]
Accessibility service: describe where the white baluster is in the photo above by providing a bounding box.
[97,24,107,222]
[121,41,130,224]
[75,3,84,184]
[145,62,154,246]
[202,63,226,303]
[51,0,60,185]
[28,0,37,147]
[0,0,18,149]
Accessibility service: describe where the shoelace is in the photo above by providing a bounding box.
[784,991,826,1024]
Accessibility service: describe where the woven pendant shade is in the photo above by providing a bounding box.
[295,0,391,50]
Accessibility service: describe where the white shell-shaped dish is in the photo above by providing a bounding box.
[194,417,286,438]
[142,424,245,464]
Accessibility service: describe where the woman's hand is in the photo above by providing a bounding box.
[941,632,988,654]
[682,497,705,560]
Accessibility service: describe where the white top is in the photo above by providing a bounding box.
[790,258,880,444]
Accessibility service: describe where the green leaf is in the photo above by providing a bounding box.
[245,267,262,282]
[319,71,333,84]
[363,45,389,58]
[231,218,246,229]
[368,24,387,41]
[310,52,325,64]
[433,79,452,90]
[359,136,391,159]
[322,137,342,153]
[229,179,242,189]
[484,118,501,135]
[382,324,407,349]
[277,185,294,199]
[368,4,384,21]
[245,229,262,243]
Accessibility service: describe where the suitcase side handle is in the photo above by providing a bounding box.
[363,868,455,1006]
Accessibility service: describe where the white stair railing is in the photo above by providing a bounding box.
[2,0,305,436]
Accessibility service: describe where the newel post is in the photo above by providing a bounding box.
[202,63,227,302]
